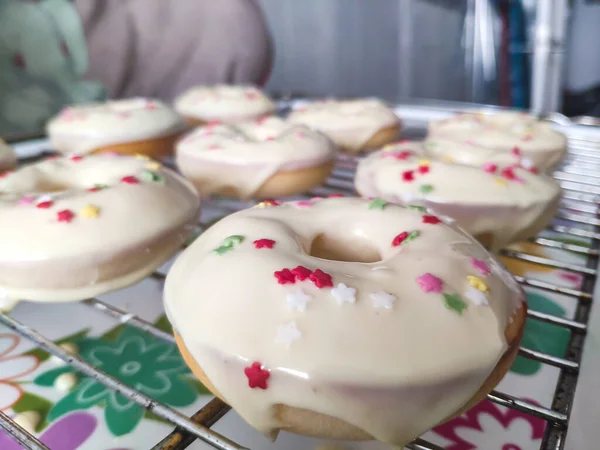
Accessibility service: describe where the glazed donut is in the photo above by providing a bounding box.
[0,140,16,173]
[175,116,336,199]
[46,98,186,158]
[0,154,199,303]
[174,85,276,126]
[287,98,401,153]
[165,197,526,446]
[355,143,561,250]
[427,110,567,171]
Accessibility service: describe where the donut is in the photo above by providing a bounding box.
[427,111,567,171]
[0,154,199,303]
[175,116,336,199]
[46,98,186,158]
[0,140,16,173]
[174,85,276,126]
[354,143,561,250]
[165,197,526,446]
[287,98,401,153]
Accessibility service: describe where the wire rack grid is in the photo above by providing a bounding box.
[0,114,598,450]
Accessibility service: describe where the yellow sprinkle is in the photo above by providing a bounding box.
[493,177,507,186]
[381,144,397,152]
[418,159,431,166]
[254,202,271,208]
[442,156,455,163]
[467,275,488,292]
[146,161,162,170]
[80,204,100,219]
[135,153,150,160]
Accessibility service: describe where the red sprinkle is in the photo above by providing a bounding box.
[383,150,412,160]
[402,170,415,182]
[529,167,538,174]
[121,176,139,184]
[87,187,101,193]
[483,162,498,173]
[274,269,296,285]
[253,239,276,249]
[309,269,333,288]
[512,147,522,156]
[57,209,75,223]
[417,165,430,174]
[244,362,270,389]
[262,199,281,207]
[36,200,54,209]
[265,137,275,141]
[501,167,518,180]
[392,232,409,247]
[69,155,83,162]
[291,265,312,281]
[328,194,343,198]
[422,215,441,225]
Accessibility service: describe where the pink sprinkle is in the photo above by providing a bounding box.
[69,155,84,162]
[328,194,343,198]
[558,271,582,286]
[522,135,533,141]
[382,150,412,160]
[465,140,476,146]
[245,92,258,100]
[422,215,441,225]
[402,170,414,182]
[417,165,430,174]
[309,197,323,202]
[18,196,34,206]
[483,162,497,173]
[501,166,523,182]
[416,273,443,293]
[292,200,313,208]
[295,131,305,139]
[309,269,333,288]
[265,137,275,141]
[121,176,139,184]
[208,144,220,150]
[206,120,221,129]
[291,266,313,281]
[471,258,491,275]
[145,101,157,110]
[512,147,522,157]
[253,239,276,249]
[274,269,296,285]
[118,112,132,118]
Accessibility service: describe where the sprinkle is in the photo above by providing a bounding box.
[255,199,281,208]
[493,177,507,186]
[57,209,75,223]
[408,205,427,212]
[417,165,430,174]
[520,158,535,170]
[443,293,468,315]
[471,258,491,275]
[512,147,522,157]
[418,159,431,166]
[328,194,343,198]
[121,176,139,184]
[68,154,83,162]
[141,170,164,183]
[402,170,415,182]
[331,283,356,305]
[274,269,296,284]
[244,362,270,389]
[420,184,433,193]
[464,286,489,306]
[253,239,275,249]
[87,184,107,192]
[309,269,333,289]
[208,144,220,150]
[275,321,302,347]
[501,167,523,182]
[245,91,258,100]
[392,232,408,247]
[368,198,387,210]
[18,196,34,206]
[295,131,305,139]
[422,215,441,224]
[286,290,312,312]
[146,161,162,171]
[214,235,244,255]
[483,162,497,173]
[370,291,396,309]
[80,204,100,219]
[291,200,313,208]
[522,135,533,141]
[467,275,488,292]
[135,153,150,160]
[36,200,54,209]
[291,265,312,281]
[416,273,443,293]
[382,150,412,160]
[442,155,456,163]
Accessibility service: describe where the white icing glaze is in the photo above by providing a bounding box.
[427,111,567,170]
[0,154,199,302]
[287,99,400,152]
[174,85,276,123]
[0,140,16,173]
[46,98,186,154]
[176,116,335,199]
[355,143,561,250]
[165,197,525,446]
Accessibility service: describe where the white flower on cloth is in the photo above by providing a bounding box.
[432,399,545,450]
[0,334,40,410]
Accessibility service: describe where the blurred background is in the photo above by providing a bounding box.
[1,0,600,135]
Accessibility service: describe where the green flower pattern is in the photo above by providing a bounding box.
[34,323,206,436]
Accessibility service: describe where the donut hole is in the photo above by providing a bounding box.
[309,233,381,263]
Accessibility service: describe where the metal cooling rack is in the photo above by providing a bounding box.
[1,112,599,450]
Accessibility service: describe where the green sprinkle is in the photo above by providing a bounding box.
[213,235,245,255]
[404,230,420,244]
[407,205,427,212]
[94,184,108,190]
[443,293,468,315]
[141,170,164,183]
[419,184,433,194]
[368,198,387,210]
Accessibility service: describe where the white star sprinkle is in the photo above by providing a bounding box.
[331,283,357,305]
[286,290,312,312]
[36,194,53,203]
[402,192,416,203]
[370,291,396,309]
[275,321,302,347]
[521,158,535,170]
[464,285,489,306]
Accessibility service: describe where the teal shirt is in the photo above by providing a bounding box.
[0,0,104,135]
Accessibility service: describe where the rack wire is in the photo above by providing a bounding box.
[0,119,598,450]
